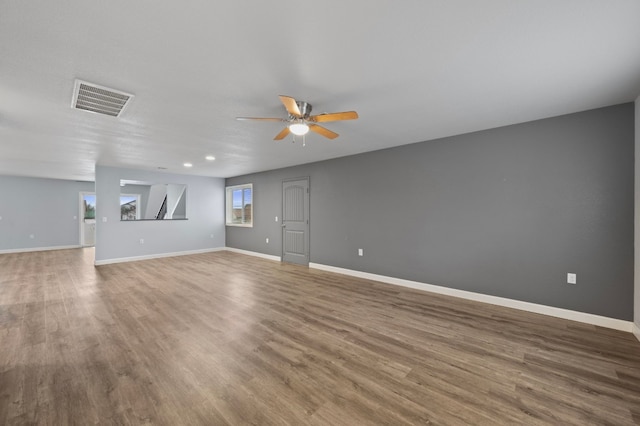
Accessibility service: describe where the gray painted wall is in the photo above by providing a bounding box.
[95,166,225,262]
[0,175,94,251]
[635,95,640,332]
[227,103,634,320]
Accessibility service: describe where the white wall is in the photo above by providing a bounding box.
[95,166,225,263]
[0,175,94,252]
[635,95,640,340]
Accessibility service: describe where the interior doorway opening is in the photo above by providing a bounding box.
[80,192,96,247]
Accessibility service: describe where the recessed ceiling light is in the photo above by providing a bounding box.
[205,155,215,161]
[183,163,193,168]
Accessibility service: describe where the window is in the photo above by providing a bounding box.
[83,194,96,220]
[120,194,141,220]
[226,184,253,227]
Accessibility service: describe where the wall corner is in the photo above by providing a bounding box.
[634,95,640,336]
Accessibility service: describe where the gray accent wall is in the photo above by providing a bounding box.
[635,94,640,332]
[95,166,225,263]
[227,103,634,320]
[0,175,94,251]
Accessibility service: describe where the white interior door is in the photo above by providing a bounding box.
[282,177,309,265]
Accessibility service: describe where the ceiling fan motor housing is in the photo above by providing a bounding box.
[295,101,312,119]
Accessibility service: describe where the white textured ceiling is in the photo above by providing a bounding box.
[1,1,640,181]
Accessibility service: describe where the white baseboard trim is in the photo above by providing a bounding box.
[0,245,81,254]
[94,247,226,266]
[224,247,281,262]
[309,262,633,333]
[633,324,640,343]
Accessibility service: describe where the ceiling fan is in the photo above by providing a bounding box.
[236,95,358,141]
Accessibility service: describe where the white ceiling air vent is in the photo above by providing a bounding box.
[72,79,134,117]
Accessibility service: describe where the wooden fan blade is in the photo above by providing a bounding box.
[274,127,291,140]
[309,124,338,139]
[236,117,284,122]
[310,111,359,123]
[279,95,302,117]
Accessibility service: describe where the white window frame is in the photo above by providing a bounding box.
[226,183,253,227]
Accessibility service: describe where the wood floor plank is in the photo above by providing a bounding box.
[1,248,640,425]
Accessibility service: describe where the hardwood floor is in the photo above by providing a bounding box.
[1,249,640,425]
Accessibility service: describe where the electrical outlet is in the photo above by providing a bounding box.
[275,216,278,222]
[139,238,144,245]
[358,248,363,256]
[266,238,269,244]
[567,273,576,284]
[29,234,35,239]
[102,217,107,222]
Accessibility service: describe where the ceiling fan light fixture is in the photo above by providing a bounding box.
[289,122,309,136]
[237,95,357,140]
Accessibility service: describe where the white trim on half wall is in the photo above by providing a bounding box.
[94,247,226,266]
